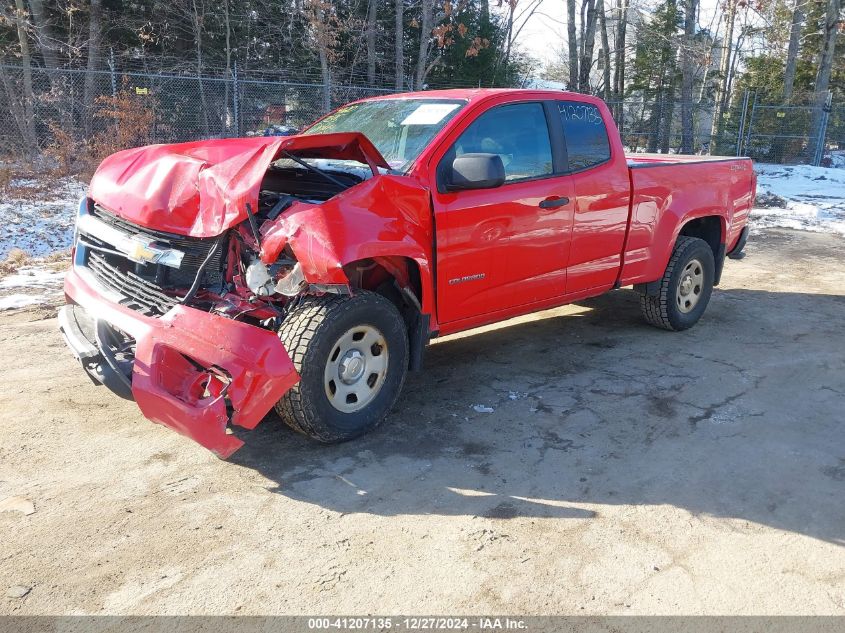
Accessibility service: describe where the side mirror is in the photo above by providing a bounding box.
[445,153,505,192]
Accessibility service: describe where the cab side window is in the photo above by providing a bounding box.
[558,101,611,171]
[452,103,553,182]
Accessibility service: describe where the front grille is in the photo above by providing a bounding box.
[88,251,181,315]
[90,205,224,287]
[81,205,226,317]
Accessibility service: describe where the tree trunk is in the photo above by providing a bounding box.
[613,0,628,127]
[0,60,35,155]
[13,0,37,154]
[578,0,598,92]
[394,0,403,90]
[710,0,736,151]
[567,0,579,89]
[319,42,332,111]
[28,0,60,70]
[191,0,210,137]
[598,0,611,101]
[660,0,679,153]
[782,0,804,102]
[366,0,377,84]
[680,0,697,153]
[223,0,231,135]
[83,0,102,136]
[808,0,841,161]
[414,0,433,89]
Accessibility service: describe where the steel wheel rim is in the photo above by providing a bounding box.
[323,325,389,413]
[676,258,704,313]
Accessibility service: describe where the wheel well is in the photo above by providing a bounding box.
[342,256,422,310]
[342,256,429,371]
[679,216,723,259]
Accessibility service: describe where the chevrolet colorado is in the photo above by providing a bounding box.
[59,89,755,457]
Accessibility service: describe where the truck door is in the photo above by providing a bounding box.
[553,100,631,295]
[431,101,575,326]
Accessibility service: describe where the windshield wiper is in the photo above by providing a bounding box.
[282,151,349,189]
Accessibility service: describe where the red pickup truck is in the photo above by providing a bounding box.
[59,89,755,457]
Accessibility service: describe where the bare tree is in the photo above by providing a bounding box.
[12,0,37,153]
[82,0,103,135]
[366,0,377,84]
[578,0,598,92]
[223,0,232,135]
[680,0,698,153]
[808,0,841,160]
[415,0,433,89]
[710,0,737,150]
[303,1,340,111]
[598,0,611,101]
[28,0,61,70]
[782,0,804,102]
[567,0,578,88]
[395,0,403,89]
[190,0,210,135]
[612,0,629,124]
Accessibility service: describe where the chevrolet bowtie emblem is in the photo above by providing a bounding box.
[128,238,159,263]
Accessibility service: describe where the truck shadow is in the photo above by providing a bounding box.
[230,287,845,544]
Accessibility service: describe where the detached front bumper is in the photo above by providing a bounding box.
[60,266,299,458]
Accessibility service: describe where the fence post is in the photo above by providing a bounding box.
[743,92,758,157]
[233,61,239,137]
[108,47,117,97]
[813,91,832,167]
[736,90,750,156]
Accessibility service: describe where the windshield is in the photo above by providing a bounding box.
[303,98,466,171]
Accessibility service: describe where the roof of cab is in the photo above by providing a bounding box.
[361,88,601,106]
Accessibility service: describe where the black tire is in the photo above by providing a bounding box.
[275,290,408,442]
[640,236,715,331]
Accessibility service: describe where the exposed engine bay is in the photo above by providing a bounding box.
[78,158,374,331]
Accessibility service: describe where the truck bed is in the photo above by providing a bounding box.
[626,153,749,167]
[618,154,756,287]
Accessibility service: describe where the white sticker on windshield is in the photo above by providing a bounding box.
[400,103,459,126]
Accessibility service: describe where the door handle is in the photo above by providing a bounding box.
[538,196,570,209]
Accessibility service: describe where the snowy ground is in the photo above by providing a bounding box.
[0,178,87,259]
[752,164,845,237]
[0,164,843,311]
[0,177,86,310]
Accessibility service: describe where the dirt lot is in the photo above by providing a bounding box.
[1,228,843,615]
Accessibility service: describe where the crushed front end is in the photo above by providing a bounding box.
[58,132,421,457]
[60,197,300,458]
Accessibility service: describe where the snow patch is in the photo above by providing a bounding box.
[0,178,87,259]
[752,163,845,237]
[1,266,65,289]
[0,265,66,310]
[0,294,48,311]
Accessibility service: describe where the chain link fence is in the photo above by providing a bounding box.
[0,64,394,157]
[605,90,838,165]
[0,63,841,167]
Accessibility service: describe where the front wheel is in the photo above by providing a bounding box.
[276,291,409,442]
[640,236,715,331]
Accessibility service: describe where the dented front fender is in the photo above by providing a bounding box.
[259,174,436,313]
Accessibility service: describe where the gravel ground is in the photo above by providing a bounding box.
[0,228,843,615]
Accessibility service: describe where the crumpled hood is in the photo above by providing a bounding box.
[87,132,390,237]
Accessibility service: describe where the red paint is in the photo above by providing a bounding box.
[64,267,298,457]
[68,88,754,456]
[88,132,389,237]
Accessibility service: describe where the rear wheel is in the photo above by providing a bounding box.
[276,291,408,442]
[640,236,715,331]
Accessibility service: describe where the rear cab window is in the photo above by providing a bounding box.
[558,101,611,172]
